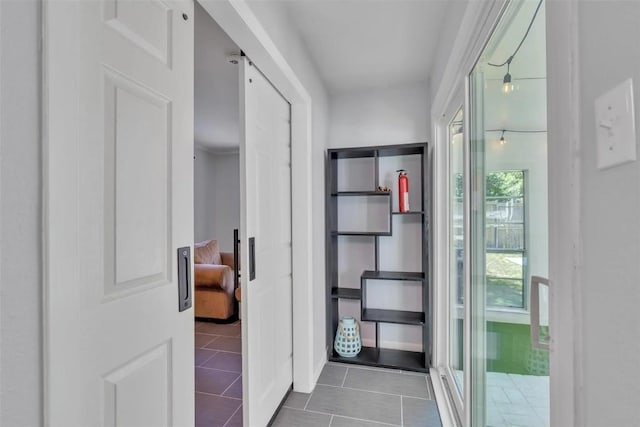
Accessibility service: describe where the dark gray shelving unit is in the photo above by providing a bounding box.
[325,142,430,372]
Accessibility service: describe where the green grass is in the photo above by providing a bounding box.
[486,252,524,308]
[487,277,524,308]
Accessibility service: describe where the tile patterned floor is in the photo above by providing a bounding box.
[195,319,442,427]
[195,319,243,427]
[486,372,549,427]
[272,363,442,427]
[453,370,550,427]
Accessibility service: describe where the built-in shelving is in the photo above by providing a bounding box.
[325,142,430,372]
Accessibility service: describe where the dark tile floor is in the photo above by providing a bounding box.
[195,319,243,427]
[195,319,442,427]
[272,363,442,427]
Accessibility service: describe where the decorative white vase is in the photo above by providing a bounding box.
[334,316,362,357]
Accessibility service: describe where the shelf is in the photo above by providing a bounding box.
[331,288,361,300]
[327,142,430,372]
[392,211,424,215]
[333,231,392,237]
[328,143,426,160]
[330,347,427,372]
[378,145,425,157]
[331,191,391,196]
[362,308,425,325]
[361,270,424,281]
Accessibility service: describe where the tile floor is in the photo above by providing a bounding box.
[195,319,442,427]
[486,372,549,427]
[195,319,243,427]
[453,370,550,427]
[272,363,442,427]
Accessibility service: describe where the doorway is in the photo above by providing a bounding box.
[439,1,550,426]
[193,3,293,425]
[193,6,243,425]
[467,2,549,425]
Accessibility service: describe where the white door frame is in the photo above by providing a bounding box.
[430,0,580,426]
[197,0,316,393]
[431,2,508,425]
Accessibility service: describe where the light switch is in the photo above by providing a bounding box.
[595,78,637,169]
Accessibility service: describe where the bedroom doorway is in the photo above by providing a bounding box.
[193,5,244,425]
[193,3,294,425]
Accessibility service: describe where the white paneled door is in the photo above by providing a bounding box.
[239,57,293,426]
[44,1,194,426]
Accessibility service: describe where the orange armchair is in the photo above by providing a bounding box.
[194,240,236,320]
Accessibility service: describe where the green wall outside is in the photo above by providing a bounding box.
[456,319,549,375]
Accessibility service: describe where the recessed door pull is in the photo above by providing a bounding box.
[249,237,256,281]
[177,246,192,312]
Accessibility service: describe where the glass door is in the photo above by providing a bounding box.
[448,108,465,398]
[468,1,549,426]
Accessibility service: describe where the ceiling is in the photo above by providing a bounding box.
[194,1,240,150]
[193,1,546,149]
[284,0,452,94]
[194,0,457,148]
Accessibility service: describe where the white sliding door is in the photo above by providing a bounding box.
[44,1,194,425]
[239,57,293,426]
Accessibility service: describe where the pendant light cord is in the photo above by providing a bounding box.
[488,0,544,68]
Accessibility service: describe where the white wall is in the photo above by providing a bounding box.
[329,82,430,351]
[244,0,330,382]
[575,2,640,425]
[428,0,469,104]
[194,147,240,252]
[329,81,430,149]
[0,1,43,425]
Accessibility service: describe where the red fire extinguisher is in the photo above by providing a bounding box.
[397,169,409,212]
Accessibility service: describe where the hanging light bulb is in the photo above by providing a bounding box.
[489,0,544,95]
[502,58,514,94]
[502,73,514,94]
[499,130,507,145]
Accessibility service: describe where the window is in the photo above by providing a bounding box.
[485,171,526,309]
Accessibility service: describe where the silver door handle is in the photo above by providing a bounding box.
[530,275,550,350]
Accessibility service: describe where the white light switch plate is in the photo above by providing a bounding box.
[595,78,637,169]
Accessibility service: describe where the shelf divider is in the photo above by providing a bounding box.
[361,270,424,281]
[330,288,361,300]
[392,211,424,215]
[330,347,426,372]
[362,308,425,325]
[333,231,392,237]
[331,191,391,196]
